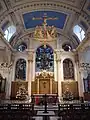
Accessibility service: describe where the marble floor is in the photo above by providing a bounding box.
[33,105,59,120]
[33,110,59,120]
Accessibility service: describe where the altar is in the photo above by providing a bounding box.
[31,71,58,95]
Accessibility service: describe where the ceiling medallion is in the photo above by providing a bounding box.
[33,14,58,45]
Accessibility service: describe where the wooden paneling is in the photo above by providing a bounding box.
[11,81,28,99]
[61,81,79,99]
[39,79,50,94]
[52,80,58,94]
[31,81,37,94]
[31,76,57,94]
[84,92,90,101]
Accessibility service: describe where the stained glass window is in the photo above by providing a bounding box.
[63,59,74,79]
[83,73,90,92]
[36,45,54,72]
[15,59,26,80]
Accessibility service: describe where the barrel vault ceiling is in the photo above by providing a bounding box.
[0,0,90,49]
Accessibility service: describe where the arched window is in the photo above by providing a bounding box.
[15,59,26,80]
[73,25,85,42]
[4,25,16,42]
[63,59,74,79]
[36,45,54,72]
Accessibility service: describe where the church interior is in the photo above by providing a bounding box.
[0,0,90,119]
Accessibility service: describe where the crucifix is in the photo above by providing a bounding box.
[32,13,58,26]
[32,13,58,47]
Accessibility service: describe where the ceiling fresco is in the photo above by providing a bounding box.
[23,11,67,29]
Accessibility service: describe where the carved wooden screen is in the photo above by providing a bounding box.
[63,59,74,79]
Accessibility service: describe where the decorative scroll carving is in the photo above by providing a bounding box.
[36,70,54,79]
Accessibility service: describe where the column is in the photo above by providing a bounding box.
[27,60,31,96]
[27,52,33,96]
[57,59,62,98]
[32,52,35,81]
[54,51,57,81]
[78,69,84,97]
[56,50,62,100]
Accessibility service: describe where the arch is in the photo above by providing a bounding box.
[15,58,26,80]
[63,58,74,80]
[35,44,54,72]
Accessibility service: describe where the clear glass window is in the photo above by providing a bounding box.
[4,25,16,42]
[73,25,85,42]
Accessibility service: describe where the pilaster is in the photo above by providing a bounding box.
[55,50,62,99]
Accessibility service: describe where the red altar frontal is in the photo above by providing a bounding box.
[32,94,58,105]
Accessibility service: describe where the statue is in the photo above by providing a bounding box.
[33,14,58,41]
